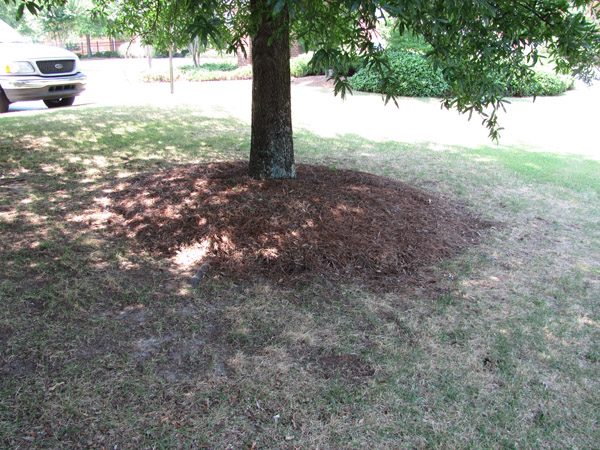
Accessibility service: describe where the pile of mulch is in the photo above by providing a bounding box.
[107,161,490,290]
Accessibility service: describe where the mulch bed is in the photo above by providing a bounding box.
[107,161,491,290]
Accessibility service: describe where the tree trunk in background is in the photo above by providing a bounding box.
[146,46,152,69]
[248,0,295,179]
[169,46,174,94]
[86,35,92,57]
[189,37,203,68]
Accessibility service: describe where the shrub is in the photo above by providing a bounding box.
[140,71,181,83]
[179,62,238,72]
[182,65,252,81]
[349,50,573,98]
[482,68,573,97]
[506,71,573,97]
[290,52,363,77]
[386,30,432,53]
[140,64,252,83]
[154,49,188,58]
[93,51,120,58]
[349,50,449,97]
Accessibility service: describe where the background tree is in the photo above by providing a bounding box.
[78,0,113,56]
[38,1,77,47]
[1,0,110,51]
[5,0,600,179]
[107,0,224,90]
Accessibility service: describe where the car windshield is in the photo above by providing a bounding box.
[0,19,30,43]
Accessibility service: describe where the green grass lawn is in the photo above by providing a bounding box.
[1,105,599,448]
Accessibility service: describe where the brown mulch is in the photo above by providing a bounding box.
[107,161,491,290]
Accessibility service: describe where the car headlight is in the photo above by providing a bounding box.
[4,61,35,74]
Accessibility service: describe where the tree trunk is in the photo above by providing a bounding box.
[169,46,174,94]
[86,35,92,58]
[146,46,152,69]
[189,37,202,68]
[248,0,295,179]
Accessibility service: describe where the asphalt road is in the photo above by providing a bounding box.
[6,57,600,159]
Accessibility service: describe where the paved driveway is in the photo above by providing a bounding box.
[6,57,600,159]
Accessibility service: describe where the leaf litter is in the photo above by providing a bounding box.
[107,161,492,291]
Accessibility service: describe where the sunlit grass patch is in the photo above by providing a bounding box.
[463,145,600,195]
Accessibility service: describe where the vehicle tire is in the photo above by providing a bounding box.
[0,89,9,113]
[43,97,76,108]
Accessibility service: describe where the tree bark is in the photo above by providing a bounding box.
[169,46,174,95]
[86,35,92,58]
[248,0,295,179]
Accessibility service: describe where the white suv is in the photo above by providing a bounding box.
[0,19,86,113]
